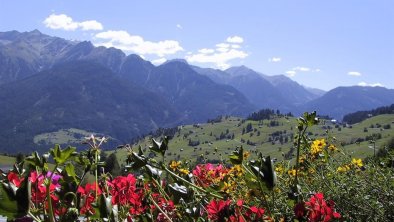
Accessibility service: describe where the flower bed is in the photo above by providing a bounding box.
[0,112,393,221]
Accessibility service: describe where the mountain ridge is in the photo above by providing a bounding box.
[0,61,183,153]
[302,86,394,120]
[0,29,393,153]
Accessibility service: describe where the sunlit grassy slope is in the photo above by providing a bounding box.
[114,114,394,164]
[1,114,393,167]
[0,155,17,166]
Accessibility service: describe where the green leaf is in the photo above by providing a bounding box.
[168,183,191,203]
[145,164,162,178]
[51,145,77,165]
[89,194,109,220]
[303,111,319,127]
[249,155,277,190]
[24,151,42,168]
[149,137,169,156]
[0,183,28,219]
[126,151,147,170]
[65,163,78,183]
[229,146,243,165]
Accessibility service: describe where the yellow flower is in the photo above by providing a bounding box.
[311,139,326,155]
[288,169,296,177]
[169,161,181,170]
[337,164,350,173]
[299,154,306,163]
[179,168,190,175]
[308,168,315,174]
[221,181,235,193]
[246,189,259,199]
[328,144,337,152]
[275,166,284,174]
[229,165,243,177]
[336,166,345,173]
[243,151,250,159]
[352,158,363,167]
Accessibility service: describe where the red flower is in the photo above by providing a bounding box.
[7,172,24,187]
[303,192,341,222]
[108,174,145,216]
[249,206,265,218]
[206,199,231,221]
[294,202,306,218]
[77,183,102,215]
[29,171,62,216]
[192,164,228,187]
[149,193,178,221]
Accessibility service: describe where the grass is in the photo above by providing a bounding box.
[114,114,394,165]
[2,114,393,167]
[33,128,104,146]
[0,155,16,166]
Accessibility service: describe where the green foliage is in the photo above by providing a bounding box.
[149,137,169,157]
[50,144,77,165]
[343,103,394,124]
[247,108,276,121]
[249,155,277,189]
[228,146,244,165]
[0,113,394,221]
[0,183,27,219]
[104,153,121,176]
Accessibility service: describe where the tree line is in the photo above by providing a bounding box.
[343,104,394,124]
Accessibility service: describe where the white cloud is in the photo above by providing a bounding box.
[357,82,384,87]
[151,58,167,65]
[216,47,229,53]
[79,20,104,31]
[293,66,320,72]
[94,30,183,57]
[268,57,281,63]
[176,24,183,29]
[43,14,103,31]
[226,36,244,43]
[293,66,311,72]
[285,70,296,77]
[198,48,215,54]
[186,48,248,70]
[285,66,320,76]
[348,71,361,76]
[185,36,247,69]
[216,43,230,48]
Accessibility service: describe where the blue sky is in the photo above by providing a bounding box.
[0,0,393,90]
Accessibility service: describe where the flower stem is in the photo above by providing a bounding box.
[47,164,58,222]
[163,165,223,199]
[28,211,42,222]
[295,126,307,187]
[149,193,173,222]
[152,178,170,200]
[94,149,99,202]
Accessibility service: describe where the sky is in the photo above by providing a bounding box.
[0,0,393,91]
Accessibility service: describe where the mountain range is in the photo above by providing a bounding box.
[0,30,393,153]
